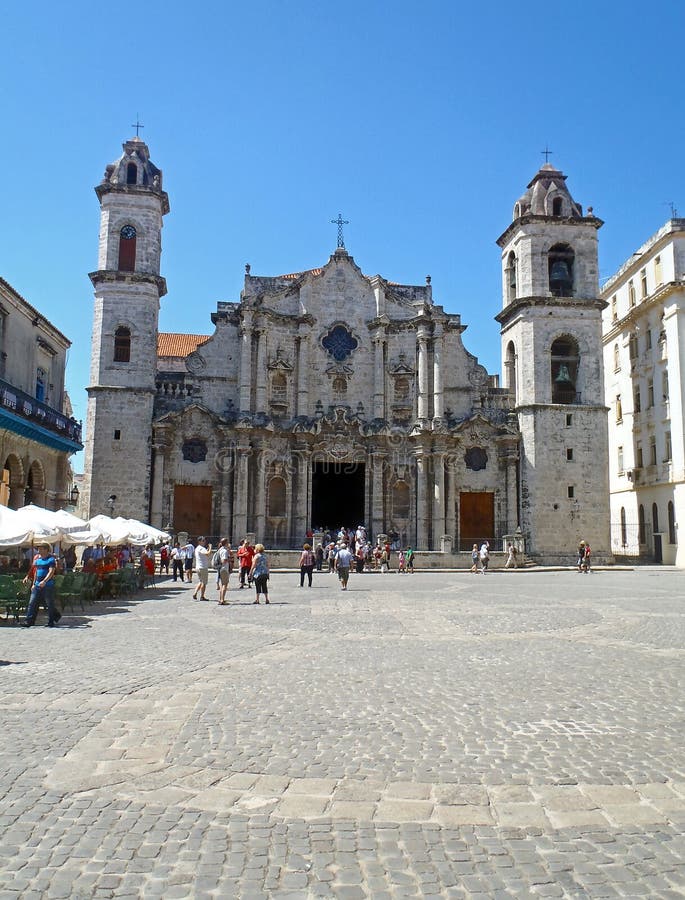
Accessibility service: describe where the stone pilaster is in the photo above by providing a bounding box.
[417,325,430,424]
[239,311,254,412]
[233,440,250,542]
[373,334,386,420]
[297,324,309,417]
[414,447,429,549]
[255,328,267,412]
[432,325,444,425]
[370,449,386,539]
[432,450,445,550]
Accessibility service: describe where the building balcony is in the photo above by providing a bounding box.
[0,377,82,450]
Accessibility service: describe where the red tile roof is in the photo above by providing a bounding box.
[277,268,324,280]
[157,333,211,357]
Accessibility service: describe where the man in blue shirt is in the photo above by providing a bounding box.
[23,543,58,627]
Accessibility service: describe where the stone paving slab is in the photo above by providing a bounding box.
[1,569,685,897]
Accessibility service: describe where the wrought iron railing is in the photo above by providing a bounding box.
[0,377,82,444]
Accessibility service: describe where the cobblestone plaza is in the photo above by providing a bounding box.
[1,568,684,898]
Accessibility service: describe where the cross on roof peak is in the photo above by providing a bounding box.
[131,115,144,138]
[331,213,349,249]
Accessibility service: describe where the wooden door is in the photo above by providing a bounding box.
[459,492,494,551]
[173,485,212,538]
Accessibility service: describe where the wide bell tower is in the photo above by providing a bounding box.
[496,163,612,562]
[82,137,169,521]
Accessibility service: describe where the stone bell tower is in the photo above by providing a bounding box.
[82,136,169,521]
[496,163,611,562]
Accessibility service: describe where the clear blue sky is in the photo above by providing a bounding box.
[1,1,682,472]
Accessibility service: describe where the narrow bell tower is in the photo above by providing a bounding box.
[82,137,169,520]
[496,163,611,562]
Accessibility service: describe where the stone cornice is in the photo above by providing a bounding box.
[89,270,168,299]
[496,295,606,326]
[497,213,603,248]
[601,281,685,343]
[95,182,170,216]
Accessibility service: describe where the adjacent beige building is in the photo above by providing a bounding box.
[83,138,611,562]
[0,277,82,509]
[602,219,685,565]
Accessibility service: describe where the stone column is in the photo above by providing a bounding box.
[297,324,309,417]
[370,449,385,540]
[255,328,268,412]
[432,325,444,425]
[233,440,250,542]
[373,335,386,420]
[417,325,430,424]
[239,311,254,412]
[505,450,519,534]
[446,450,458,550]
[293,446,310,542]
[149,442,166,529]
[414,448,429,549]
[253,446,267,541]
[432,450,445,551]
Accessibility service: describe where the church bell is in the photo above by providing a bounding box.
[554,363,573,385]
[549,260,571,284]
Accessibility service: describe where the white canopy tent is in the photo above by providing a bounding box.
[0,505,34,547]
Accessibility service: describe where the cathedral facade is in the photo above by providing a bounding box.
[82,139,611,562]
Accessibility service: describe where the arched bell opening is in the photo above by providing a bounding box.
[505,251,517,301]
[551,336,579,404]
[548,243,574,297]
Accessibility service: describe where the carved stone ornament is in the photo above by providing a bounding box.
[182,438,208,463]
[186,352,207,374]
[468,365,488,387]
[464,446,488,471]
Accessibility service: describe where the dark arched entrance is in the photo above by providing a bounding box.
[311,461,365,531]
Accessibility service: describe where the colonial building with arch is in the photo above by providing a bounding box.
[82,140,610,562]
[0,277,82,510]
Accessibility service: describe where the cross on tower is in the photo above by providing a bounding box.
[541,145,553,164]
[131,115,144,138]
[331,213,349,249]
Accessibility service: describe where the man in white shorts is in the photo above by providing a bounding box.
[193,537,212,600]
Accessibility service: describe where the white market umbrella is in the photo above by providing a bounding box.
[87,514,135,545]
[0,505,34,547]
[13,504,63,543]
[123,518,170,545]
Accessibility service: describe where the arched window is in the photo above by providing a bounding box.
[114,327,131,363]
[552,196,563,216]
[118,224,137,272]
[613,343,620,371]
[652,502,659,534]
[393,481,410,518]
[620,507,627,546]
[505,341,517,398]
[548,243,574,296]
[268,477,286,518]
[126,163,138,185]
[505,251,517,301]
[628,281,636,307]
[668,501,676,544]
[332,376,347,398]
[551,336,579,404]
[638,505,646,543]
